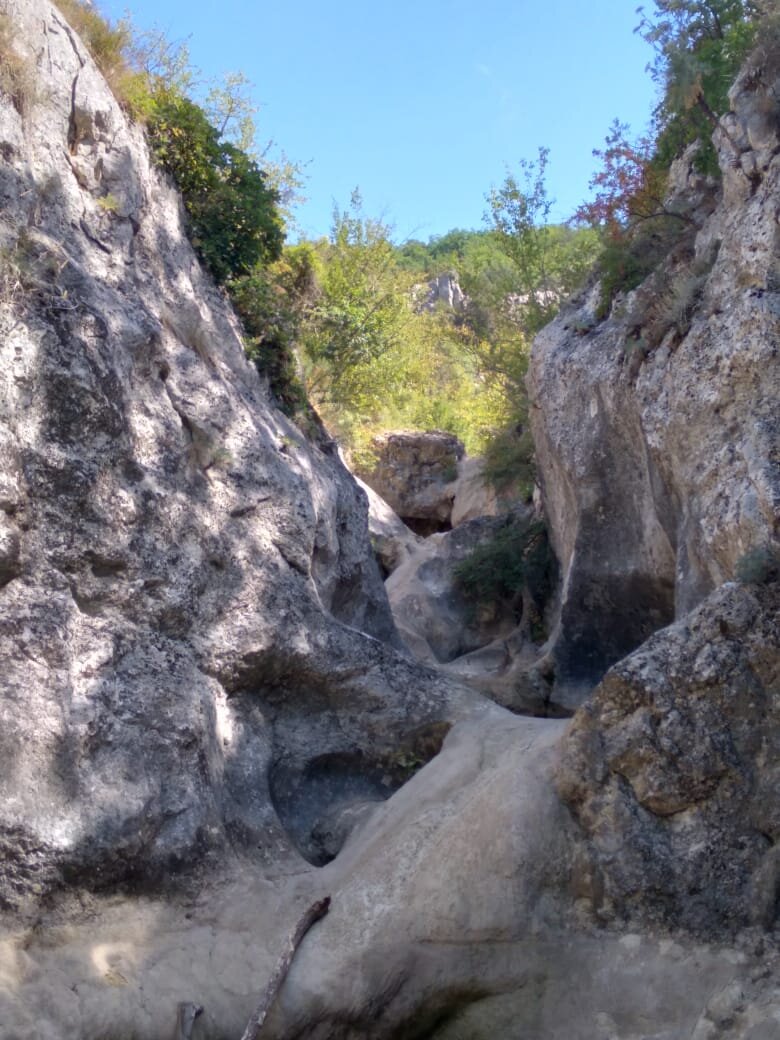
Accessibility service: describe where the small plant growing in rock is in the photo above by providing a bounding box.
[96,193,120,214]
[482,425,535,500]
[568,316,597,336]
[644,270,707,346]
[735,546,780,585]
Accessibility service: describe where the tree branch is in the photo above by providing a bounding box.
[238,897,331,1040]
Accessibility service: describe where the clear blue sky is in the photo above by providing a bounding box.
[97,0,659,242]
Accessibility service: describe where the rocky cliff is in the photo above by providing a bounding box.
[528,58,780,710]
[0,2,778,1039]
[0,0,482,910]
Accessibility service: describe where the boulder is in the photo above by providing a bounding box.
[450,455,503,526]
[356,476,421,576]
[385,514,526,665]
[356,430,464,534]
[557,580,780,936]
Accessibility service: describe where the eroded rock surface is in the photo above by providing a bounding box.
[528,63,780,709]
[357,475,421,576]
[557,580,780,937]
[385,514,523,664]
[356,430,463,534]
[0,0,478,914]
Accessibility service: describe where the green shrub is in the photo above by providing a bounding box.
[481,424,535,499]
[228,247,319,414]
[52,0,142,107]
[596,217,693,319]
[147,91,283,283]
[453,517,557,623]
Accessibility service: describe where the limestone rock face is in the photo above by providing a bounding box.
[557,580,780,937]
[418,271,466,313]
[528,65,780,709]
[450,455,505,526]
[0,0,477,912]
[356,430,464,534]
[356,475,421,575]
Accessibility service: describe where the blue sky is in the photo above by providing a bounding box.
[97,0,659,242]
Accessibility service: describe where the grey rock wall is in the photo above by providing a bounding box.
[0,0,476,912]
[528,65,780,710]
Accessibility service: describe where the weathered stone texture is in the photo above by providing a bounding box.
[356,430,464,533]
[557,581,780,936]
[528,69,780,709]
[0,0,477,912]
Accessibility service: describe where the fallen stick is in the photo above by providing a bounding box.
[239,896,332,1040]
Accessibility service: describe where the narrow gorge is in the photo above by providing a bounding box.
[0,1,778,1038]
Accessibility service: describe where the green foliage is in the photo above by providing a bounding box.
[453,518,557,622]
[299,158,598,478]
[301,192,411,409]
[52,0,288,285]
[485,148,559,337]
[51,0,300,406]
[54,0,133,85]
[147,90,283,282]
[637,0,760,170]
[577,2,766,321]
[229,246,318,414]
[481,425,536,500]
[735,545,780,584]
[595,217,689,317]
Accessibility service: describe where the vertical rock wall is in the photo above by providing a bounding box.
[528,61,780,709]
[0,0,476,911]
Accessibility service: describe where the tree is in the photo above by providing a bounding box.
[485,148,558,337]
[573,120,681,232]
[147,90,283,282]
[636,1,761,172]
[299,191,412,412]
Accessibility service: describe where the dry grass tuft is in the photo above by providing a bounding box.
[0,14,39,117]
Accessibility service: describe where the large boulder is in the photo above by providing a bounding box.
[527,61,780,711]
[356,430,464,534]
[557,579,780,937]
[355,475,421,576]
[384,515,523,665]
[449,455,504,526]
